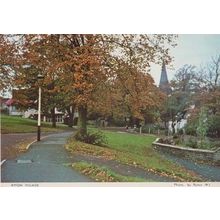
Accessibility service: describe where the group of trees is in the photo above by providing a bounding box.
[0,34,177,136]
[1,34,219,139]
[164,55,220,138]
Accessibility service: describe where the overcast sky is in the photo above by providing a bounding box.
[3,34,220,98]
[151,34,220,85]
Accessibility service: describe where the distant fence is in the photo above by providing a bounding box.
[152,138,220,165]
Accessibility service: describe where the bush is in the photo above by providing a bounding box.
[210,141,220,149]
[172,134,181,145]
[185,138,197,148]
[207,115,220,138]
[185,124,197,136]
[108,118,126,127]
[74,130,107,146]
[174,138,181,145]
[173,133,179,139]
[158,137,174,145]
[186,113,220,138]
[177,129,184,135]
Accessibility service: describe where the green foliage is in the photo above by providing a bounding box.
[108,117,126,127]
[185,138,197,148]
[177,129,184,135]
[185,124,197,136]
[210,140,220,149]
[103,130,156,155]
[173,133,179,139]
[172,134,182,145]
[74,130,107,146]
[186,113,220,138]
[141,124,155,133]
[196,107,208,144]
[207,115,220,138]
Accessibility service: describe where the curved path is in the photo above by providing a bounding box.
[1,132,91,182]
[3,131,219,182]
[158,151,220,181]
[1,131,176,182]
[1,132,54,160]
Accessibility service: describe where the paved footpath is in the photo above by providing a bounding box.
[1,132,51,160]
[159,151,220,182]
[1,132,91,182]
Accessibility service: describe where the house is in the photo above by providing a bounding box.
[1,97,25,116]
[5,98,25,116]
[2,91,66,123]
[24,107,65,123]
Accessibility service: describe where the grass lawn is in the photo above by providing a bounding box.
[66,128,203,182]
[100,130,156,155]
[72,161,148,182]
[1,114,73,134]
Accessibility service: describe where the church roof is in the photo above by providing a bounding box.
[159,62,172,95]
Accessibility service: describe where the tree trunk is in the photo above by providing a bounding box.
[129,116,134,127]
[51,107,56,128]
[164,121,168,136]
[78,105,87,136]
[171,121,175,135]
[69,112,74,127]
[67,106,74,127]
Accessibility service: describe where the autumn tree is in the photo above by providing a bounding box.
[61,34,177,135]
[90,35,177,127]
[11,35,74,127]
[25,35,106,134]
[102,64,164,126]
[6,34,177,137]
[0,35,18,94]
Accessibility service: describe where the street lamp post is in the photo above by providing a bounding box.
[37,74,44,141]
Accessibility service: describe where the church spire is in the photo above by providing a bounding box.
[159,61,171,95]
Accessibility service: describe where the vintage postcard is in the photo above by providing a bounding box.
[1,34,220,186]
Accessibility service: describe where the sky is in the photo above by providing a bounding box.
[151,34,220,85]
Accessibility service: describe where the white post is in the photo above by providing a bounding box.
[37,86,41,141]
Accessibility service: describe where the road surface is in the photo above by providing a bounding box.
[1,132,91,182]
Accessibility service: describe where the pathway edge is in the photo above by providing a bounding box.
[1,134,51,167]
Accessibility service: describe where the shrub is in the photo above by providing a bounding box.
[109,118,126,127]
[207,115,220,138]
[210,141,220,149]
[158,137,174,145]
[174,138,181,145]
[185,138,197,148]
[177,129,184,135]
[173,133,179,139]
[74,130,107,146]
[196,107,208,144]
[185,124,197,136]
